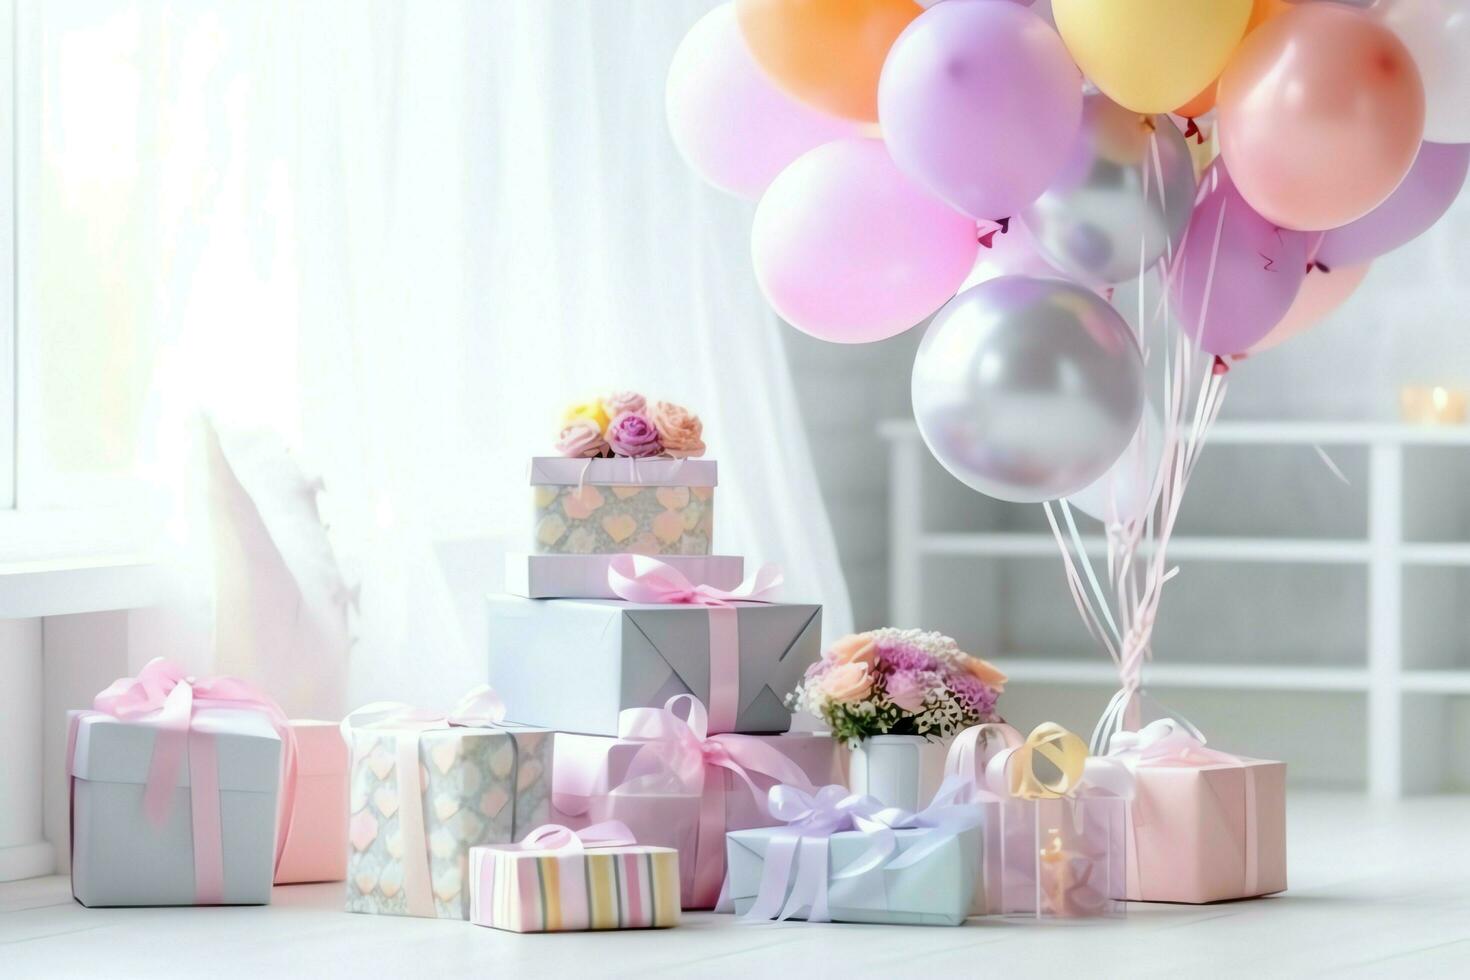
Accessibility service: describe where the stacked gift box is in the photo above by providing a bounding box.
[62,393,1288,933]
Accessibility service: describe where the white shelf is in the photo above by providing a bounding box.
[882,416,1470,800]
[0,554,168,619]
[1002,658,1371,692]
[922,532,1372,564]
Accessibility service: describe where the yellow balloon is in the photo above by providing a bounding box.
[1052,0,1253,114]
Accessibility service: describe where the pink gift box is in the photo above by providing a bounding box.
[1125,757,1287,904]
[274,720,349,884]
[551,731,845,909]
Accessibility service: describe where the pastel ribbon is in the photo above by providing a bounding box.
[944,722,1135,804]
[341,685,515,917]
[1106,718,1259,896]
[741,780,982,923]
[516,821,638,853]
[558,694,816,908]
[65,658,298,905]
[606,555,782,734]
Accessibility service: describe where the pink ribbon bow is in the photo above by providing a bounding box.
[742,781,981,923]
[559,694,816,909]
[66,658,298,905]
[516,821,637,853]
[1106,718,1240,769]
[341,685,516,918]
[607,555,782,735]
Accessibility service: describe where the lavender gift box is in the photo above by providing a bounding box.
[529,457,717,557]
[486,595,821,735]
[504,553,746,599]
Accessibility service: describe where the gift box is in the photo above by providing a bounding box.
[726,784,982,926]
[505,553,746,599]
[551,697,846,908]
[275,720,349,884]
[945,722,1133,919]
[343,691,553,919]
[529,456,717,556]
[68,699,284,908]
[486,594,820,735]
[469,823,680,932]
[1109,721,1287,904]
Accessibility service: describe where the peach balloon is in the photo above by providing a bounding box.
[1217,4,1425,231]
[1249,263,1372,354]
[737,0,921,122]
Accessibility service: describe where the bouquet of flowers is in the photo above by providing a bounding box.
[789,628,1006,745]
[555,391,706,460]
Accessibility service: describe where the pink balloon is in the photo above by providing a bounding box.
[1248,262,1371,354]
[752,138,980,343]
[666,4,858,200]
[1316,142,1470,269]
[878,1,1082,219]
[1170,161,1310,355]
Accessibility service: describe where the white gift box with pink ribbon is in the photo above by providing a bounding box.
[487,556,820,736]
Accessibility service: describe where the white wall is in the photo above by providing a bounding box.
[784,189,1470,629]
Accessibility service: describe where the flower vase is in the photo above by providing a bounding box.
[848,734,951,811]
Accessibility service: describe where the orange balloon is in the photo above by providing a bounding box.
[1249,262,1371,353]
[1170,0,1288,118]
[1217,4,1425,231]
[737,0,921,122]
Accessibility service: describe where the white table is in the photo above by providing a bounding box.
[3,793,1467,979]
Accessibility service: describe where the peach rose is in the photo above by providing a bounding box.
[650,401,706,458]
[826,632,877,668]
[959,654,1007,691]
[819,662,873,704]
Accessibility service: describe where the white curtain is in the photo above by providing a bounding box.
[30,0,853,713]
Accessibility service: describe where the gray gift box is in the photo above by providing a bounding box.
[486,595,821,735]
[68,709,282,907]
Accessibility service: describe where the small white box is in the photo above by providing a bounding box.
[504,553,746,599]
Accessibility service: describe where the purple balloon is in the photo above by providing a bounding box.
[878,1,1082,220]
[1315,142,1470,269]
[1170,161,1311,355]
[666,4,858,200]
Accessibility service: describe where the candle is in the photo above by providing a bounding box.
[1400,386,1467,426]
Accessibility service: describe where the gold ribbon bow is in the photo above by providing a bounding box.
[1007,723,1089,800]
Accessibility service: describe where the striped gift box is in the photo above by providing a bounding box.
[469,843,680,932]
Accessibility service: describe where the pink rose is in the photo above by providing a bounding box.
[555,418,608,458]
[826,633,877,668]
[605,412,664,458]
[601,391,647,418]
[884,670,929,713]
[650,401,706,459]
[819,662,873,704]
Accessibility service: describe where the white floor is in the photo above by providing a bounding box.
[3,793,1468,980]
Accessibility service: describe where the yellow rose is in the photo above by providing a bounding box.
[819,662,873,704]
[826,632,877,668]
[563,400,610,434]
[960,654,1007,691]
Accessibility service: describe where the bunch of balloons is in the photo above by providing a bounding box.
[668,0,1470,508]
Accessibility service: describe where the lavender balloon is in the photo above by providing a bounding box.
[1170,161,1311,355]
[912,276,1145,503]
[1316,142,1470,269]
[667,4,857,200]
[879,1,1082,220]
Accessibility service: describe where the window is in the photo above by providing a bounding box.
[1,0,14,512]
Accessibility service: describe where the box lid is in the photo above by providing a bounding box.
[528,456,717,487]
[70,708,283,792]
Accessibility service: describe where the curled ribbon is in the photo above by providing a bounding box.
[741,780,982,924]
[945,722,1134,804]
[66,658,299,905]
[342,685,516,917]
[558,694,816,908]
[606,555,782,734]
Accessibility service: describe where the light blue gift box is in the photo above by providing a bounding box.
[724,823,981,926]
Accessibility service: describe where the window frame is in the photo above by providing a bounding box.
[0,0,15,511]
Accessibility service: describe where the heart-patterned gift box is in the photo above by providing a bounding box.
[528,457,717,557]
[344,724,552,919]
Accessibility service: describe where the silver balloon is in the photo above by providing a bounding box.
[911,276,1145,503]
[1021,94,1196,286]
